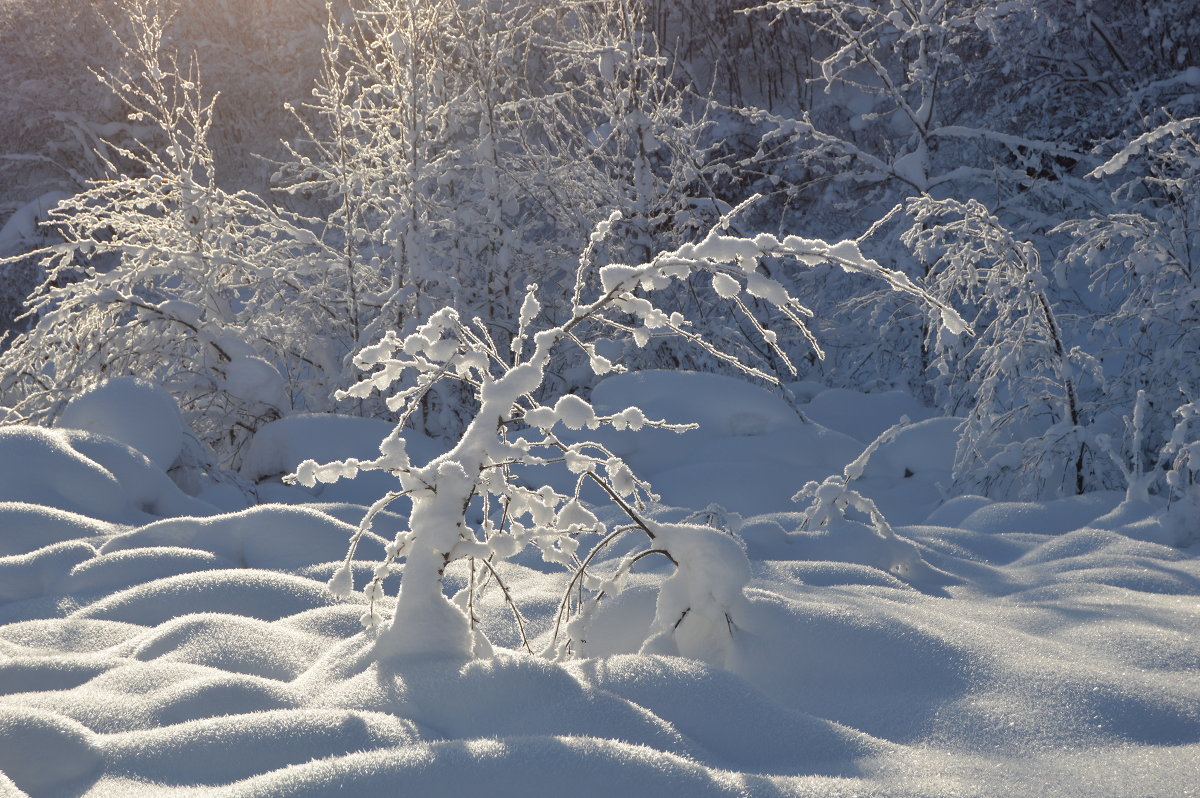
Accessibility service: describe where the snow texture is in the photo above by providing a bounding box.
[56,377,185,472]
[0,375,1197,797]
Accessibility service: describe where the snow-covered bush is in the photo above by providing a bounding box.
[903,197,1096,499]
[796,419,908,542]
[294,208,967,664]
[0,0,351,467]
[793,417,950,587]
[1057,116,1200,479]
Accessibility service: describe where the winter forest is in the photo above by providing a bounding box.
[0,0,1197,794]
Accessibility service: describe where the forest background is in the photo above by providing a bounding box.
[1,0,1199,516]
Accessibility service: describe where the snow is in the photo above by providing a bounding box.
[0,192,69,257]
[220,356,289,415]
[55,378,184,472]
[579,370,863,515]
[800,387,938,442]
[1,373,1198,796]
[240,413,439,505]
[0,427,213,525]
[0,708,102,793]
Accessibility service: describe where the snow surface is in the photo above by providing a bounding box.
[56,378,185,472]
[1,373,1198,796]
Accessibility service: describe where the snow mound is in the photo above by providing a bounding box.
[0,502,114,556]
[0,541,96,602]
[0,707,102,793]
[800,386,937,442]
[216,736,771,798]
[240,414,396,481]
[103,709,419,787]
[782,520,955,593]
[221,355,290,416]
[859,416,959,480]
[56,376,184,471]
[0,426,215,524]
[240,412,446,505]
[63,547,236,596]
[574,654,886,775]
[73,570,350,625]
[0,619,144,656]
[593,370,800,437]
[99,504,379,571]
[123,613,331,680]
[959,492,1123,535]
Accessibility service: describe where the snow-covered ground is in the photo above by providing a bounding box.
[1,373,1197,797]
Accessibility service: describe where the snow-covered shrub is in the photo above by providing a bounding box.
[1159,401,1200,548]
[793,417,948,586]
[903,197,1096,499]
[0,0,346,466]
[294,208,967,664]
[795,419,907,541]
[986,1,1200,153]
[1057,116,1200,479]
[0,0,326,203]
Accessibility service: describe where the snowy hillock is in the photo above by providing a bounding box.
[1,373,1197,797]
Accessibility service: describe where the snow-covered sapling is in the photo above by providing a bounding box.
[793,417,947,586]
[904,197,1094,499]
[1157,400,1200,548]
[293,206,967,664]
[1093,390,1157,504]
[1057,115,1200,488]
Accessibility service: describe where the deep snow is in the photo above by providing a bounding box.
[0,373,1197,797]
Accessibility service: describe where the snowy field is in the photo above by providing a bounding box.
[1,372,1197,797]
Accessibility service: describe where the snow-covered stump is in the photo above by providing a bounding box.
[293,209,967,665]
